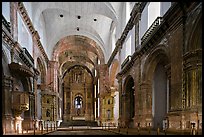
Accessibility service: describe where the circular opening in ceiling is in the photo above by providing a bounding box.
[60,14,64,18]
[94,18,97,21]
[77,15,81,19]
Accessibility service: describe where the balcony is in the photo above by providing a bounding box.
[19,47,34,68]
[121,55,132,69]
[141,17,163,45]
[9,62,34,77]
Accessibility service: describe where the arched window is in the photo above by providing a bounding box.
[75,96,82,109]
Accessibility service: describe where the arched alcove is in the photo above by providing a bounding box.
[142,46,170,129]
[152,63,167,129]
[123,75,135,128]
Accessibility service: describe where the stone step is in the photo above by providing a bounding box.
[60,120,98,127]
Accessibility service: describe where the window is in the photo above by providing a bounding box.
[75,96,82,108]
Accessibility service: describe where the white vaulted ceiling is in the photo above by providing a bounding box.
[30,2,123,62]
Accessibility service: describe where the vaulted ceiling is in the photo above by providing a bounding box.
[30,2,123,75]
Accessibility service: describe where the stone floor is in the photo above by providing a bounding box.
[4,126,202,135]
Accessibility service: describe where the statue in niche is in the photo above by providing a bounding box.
[46,109,50,117]
[75,72,82,83]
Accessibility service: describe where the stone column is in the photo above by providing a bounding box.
[63,89,67,121]
[2,75,14,134]
[134,9,141,49]
[48,61,58,92]
[98,64,109,123]
[70,90,73,120]
[14,116,23,134]
[183,49,202,129]
[33,73,39,130]
[84,85,89,120]
[116,75,122,127]
[140,82,152,127]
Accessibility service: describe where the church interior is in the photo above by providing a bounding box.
[2,2,202,135]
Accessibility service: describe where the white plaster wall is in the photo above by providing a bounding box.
[120,44,126,64]
[126,34,131,55]
[2,2,10,22]
[2,42,11,76]
[148,2,161,27]
[131,25,135,54]
[139,3,148,45]
[126,2,131,24]
[160,2,171,17]
[37,14,47,50]
[111,28,116,53]
[2,42,11,64]
[23,2,33,23]
[17,12,33,56]
[107,32,112,62]
[24,2,48,52]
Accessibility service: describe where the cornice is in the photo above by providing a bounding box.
[17,2,49,64]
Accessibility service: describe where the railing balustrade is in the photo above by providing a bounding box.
[141,17,163,45]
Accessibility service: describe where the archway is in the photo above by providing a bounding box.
[142,46,170,130]
[124,76,135,128]
[152,63,167,129]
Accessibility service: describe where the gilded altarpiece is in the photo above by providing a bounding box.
[63,66,94,121]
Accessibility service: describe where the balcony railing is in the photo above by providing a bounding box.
[141,17,163,45]
[23,47,34,64]
[2,15,11,33]
[19,47,34,68]
[121,55,132,69]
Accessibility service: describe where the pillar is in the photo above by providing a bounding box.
[116,75,122,127]
[2,75,14,134]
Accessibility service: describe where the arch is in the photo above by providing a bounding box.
[142,45,170,129]
[123,75,135,127]
[187,11,202,52]
[142,45,170,82]
[109,59,119,87]
[62,65,94,79]
[36,57,47,84]
[52,35,105,64]
[60,62,94,77]
[74,95,83,109]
